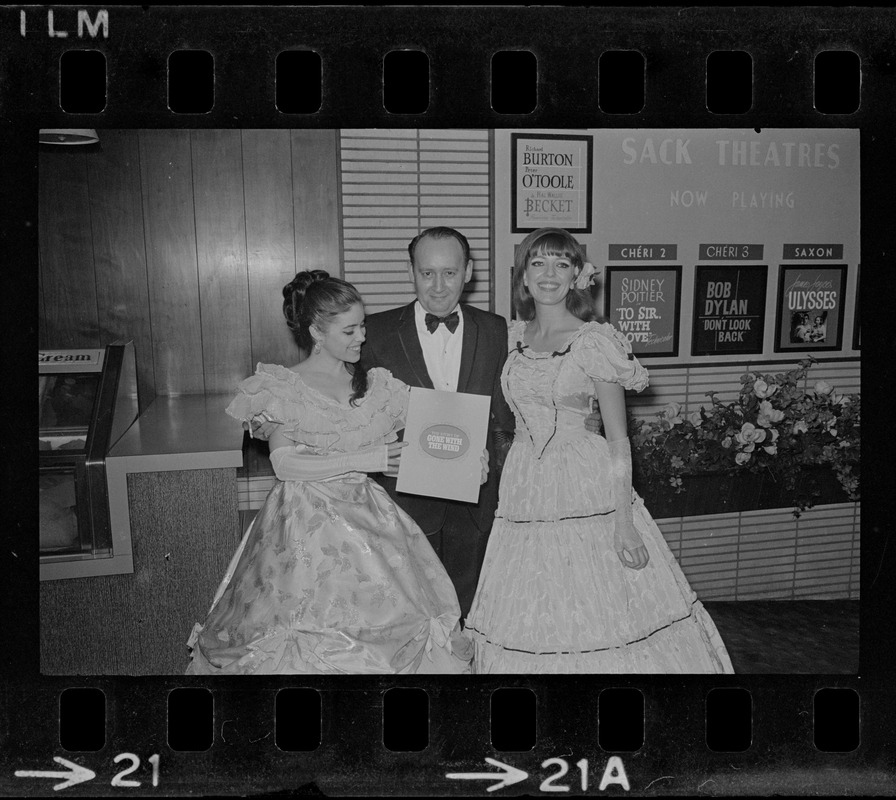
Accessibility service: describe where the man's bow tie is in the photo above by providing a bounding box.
[425,311,459,334]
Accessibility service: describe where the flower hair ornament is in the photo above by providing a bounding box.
[574,261,597,290]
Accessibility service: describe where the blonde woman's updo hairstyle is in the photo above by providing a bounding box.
[282,270,368,405]
[511,227,599,323]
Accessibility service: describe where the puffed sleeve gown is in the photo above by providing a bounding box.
[186,365,472,675]
[465,321,734,674]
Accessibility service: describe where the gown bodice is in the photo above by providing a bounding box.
[225,363,409,456]
[503,320,649,457]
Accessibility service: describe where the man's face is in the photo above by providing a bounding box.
[407,235,473,316]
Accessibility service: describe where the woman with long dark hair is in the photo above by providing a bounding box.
[465,228,733,673]
[187,270,472,674]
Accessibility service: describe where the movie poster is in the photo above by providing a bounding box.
[511,133,592,233]
[605,265,682,357]
[692,264,768,355]
[775,265,847,352]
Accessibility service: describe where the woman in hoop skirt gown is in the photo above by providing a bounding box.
[465,228,734,674]
[186,271,472,675]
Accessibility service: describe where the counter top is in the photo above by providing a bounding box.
[74,394,247,581]
[108,393,244,470]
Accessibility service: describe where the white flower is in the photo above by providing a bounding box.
[662,402,684,425]
[688,410,703,426]
[762,444,778,455]
[735,422,767,447]
[574,261,597,290]
[735,451,752,465]
[722,436,733,449]
[792,420,809,435]
[753,379,778,399]
[814,380,834,395]
[757,399,785,427]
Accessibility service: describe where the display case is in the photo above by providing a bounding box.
[39,341,140,580]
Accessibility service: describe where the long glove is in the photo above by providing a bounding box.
[269,445,388,482]
[607,437,646,560]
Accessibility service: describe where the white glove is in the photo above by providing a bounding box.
[607,437,649,569]
[269,445,388,482]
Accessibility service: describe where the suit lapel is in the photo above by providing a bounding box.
[397,303,434,390]
[457,304,479,393]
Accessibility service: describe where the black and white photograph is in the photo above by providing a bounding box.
[36,126,861,678]
[5,5,893,798]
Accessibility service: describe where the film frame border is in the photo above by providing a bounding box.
[3,5,894,797]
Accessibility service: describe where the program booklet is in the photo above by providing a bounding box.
[396,387,491,504]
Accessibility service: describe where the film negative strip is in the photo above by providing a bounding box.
[3,5,895,796]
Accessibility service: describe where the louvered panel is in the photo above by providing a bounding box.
[344,204,421,216]
[342,130,492,313]
[419,162,490,175]
[420,192,491,202]
[344,227,421,239]
[343,129,420,139]
[343,147,418,159]
[420,150,490,163]
[695,584,740,601]
[341,252,409,262]
[419,216,491,227]
[342,184,419,195]
[685,365,747,409]
[793,583,854,600]
[344,218,419,231]
[417,204,490,215]
[421,185,490,196]
[419,129,489,141]
[655,520,682,555]
[737,586,794,600]
[680,554,741,577]
[793,565,853,584]
[684,562,740,580]
[346,196,421,207]
[803,361,860,394]
[346,162,421,175]
[657,499,860,601]
[737,574,798,590]
[686,570,739,595]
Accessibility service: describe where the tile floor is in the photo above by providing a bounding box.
[703,599,859,673]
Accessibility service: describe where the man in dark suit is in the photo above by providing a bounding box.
[250,226,600,618]
[361,227,514,618]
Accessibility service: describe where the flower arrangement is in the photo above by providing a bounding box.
[630,358,860,515]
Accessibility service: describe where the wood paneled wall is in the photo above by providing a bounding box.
[39,130,342,406]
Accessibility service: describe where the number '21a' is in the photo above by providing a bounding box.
[540,757,630,792]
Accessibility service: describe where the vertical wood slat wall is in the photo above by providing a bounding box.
[39,130,341,405]
[340,129,492,314]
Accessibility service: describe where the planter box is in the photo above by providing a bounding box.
[638,466,851,518]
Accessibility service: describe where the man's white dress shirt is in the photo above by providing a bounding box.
[414,301,464,392]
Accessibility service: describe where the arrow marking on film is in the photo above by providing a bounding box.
[15,756,96,791]
[446,757,528,792]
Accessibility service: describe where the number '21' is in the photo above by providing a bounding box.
[111,754,160,788]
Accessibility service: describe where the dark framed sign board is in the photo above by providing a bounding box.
[604,265,682,357]
[511,133,593,233]
[692,265,768,356]
[774,265,848,353]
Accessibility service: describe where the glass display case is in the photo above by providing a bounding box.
[39,341,139,579]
